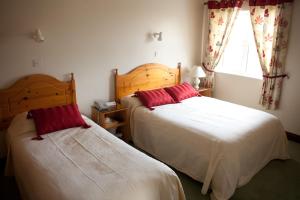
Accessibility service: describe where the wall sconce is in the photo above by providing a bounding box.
[32,29,45,43]
[153,32,162,41]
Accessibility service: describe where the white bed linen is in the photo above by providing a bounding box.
[5,113,185,200]
[122,96,289,200]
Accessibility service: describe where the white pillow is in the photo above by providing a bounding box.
[7,112,36,138]
[121,95,143,109]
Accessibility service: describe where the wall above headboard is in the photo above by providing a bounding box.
[0,0,204,116]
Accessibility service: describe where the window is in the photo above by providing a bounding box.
[215,8,262,79]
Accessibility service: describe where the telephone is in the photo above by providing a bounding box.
[94,100,116,110]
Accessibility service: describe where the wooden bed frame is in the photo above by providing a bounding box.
[114,63,181,103]
[0,74,76,130]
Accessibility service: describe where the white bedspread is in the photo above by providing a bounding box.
[122,96,289,200]
[5,113,185,200]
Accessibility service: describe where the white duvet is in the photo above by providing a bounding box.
[122,96,289,200]
[5,113,185,200]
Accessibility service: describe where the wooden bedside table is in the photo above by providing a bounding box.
[198,88,212,97]
[91,105,129,142]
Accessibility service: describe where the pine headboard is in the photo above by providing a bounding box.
[0,73,76,130]
[114,63,181,103]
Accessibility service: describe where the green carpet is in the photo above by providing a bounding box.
[175,141,300,200]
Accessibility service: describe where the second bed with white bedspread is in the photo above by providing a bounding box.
[122,96,289,200]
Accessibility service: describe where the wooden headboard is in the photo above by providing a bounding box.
[0,74,76,130]
[115,63,181,102]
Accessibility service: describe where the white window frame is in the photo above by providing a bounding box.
[215,5,262,80]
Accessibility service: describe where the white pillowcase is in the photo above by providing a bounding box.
[121,96,143,110]
[7,112,36,138]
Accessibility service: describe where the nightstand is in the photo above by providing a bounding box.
[91,105,129,142]
[198,88,212,97]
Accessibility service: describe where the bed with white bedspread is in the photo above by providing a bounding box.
[5,113,185,200]
[122,95,289,200]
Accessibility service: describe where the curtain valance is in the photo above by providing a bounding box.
[249,0,293,6]
[208,0,243,9]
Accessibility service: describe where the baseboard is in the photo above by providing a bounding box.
[286,131,300,143]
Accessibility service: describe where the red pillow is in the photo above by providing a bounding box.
[164,82,198,102]
[135,88,175,110]
[28,104,90,140]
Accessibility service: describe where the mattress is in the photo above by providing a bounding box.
[122,96,289,200]
[5,113,185,200]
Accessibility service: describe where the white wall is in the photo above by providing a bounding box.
[214,1,300,135]
[0,0,203,116]
[3,0,297,137]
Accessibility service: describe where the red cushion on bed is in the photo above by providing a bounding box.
[28,104,90,140]
[135,88,175,110]
[164,82,199,102]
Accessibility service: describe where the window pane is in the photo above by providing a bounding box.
[216,9,262,79]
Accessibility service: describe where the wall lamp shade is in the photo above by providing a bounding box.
[153,32,162,41]
[32,29,45,43]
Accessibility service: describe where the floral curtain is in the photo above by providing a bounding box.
[202,0,243,88]
[249,0,293,109]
